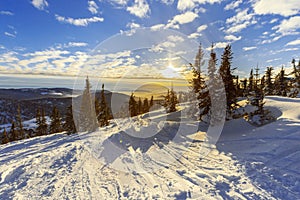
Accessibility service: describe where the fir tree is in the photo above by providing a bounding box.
[207,44,226,125]
[248,69,254,93]
[49,106,62,134]
[63,105,76,134]
[241,78,247,96]
[219,44,236,114]
[98,84,110,127]
[129,93,138,117]
[79,76,98,132]
[137,97,142,115]
[2,128,9,144]
[290,58,300,97]
[164,88,178,113]
[10,121,17,141]
[36,108,42,136]
[40,108,48,135]
[149,96,154,109]
[264,67,274,95]
[16,104,24,139]
[143,98,149,113]
[274,66,288,96]
[190,44,209,120]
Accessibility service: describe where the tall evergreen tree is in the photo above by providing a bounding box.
[143,98,149,113]
[36,108,42,136]
[248,69,254,93]
[264,67,274,95]
[274,66,288,96]
[98,84,110,127]
[40,108,48,135]
[290,58,300,97]
[63,105,76,134]
[207,44,226,124]
[190,44,209,120]
[10,121,17,141]
[49,106,62,134]
[137,97,142,115]
[79,76,98,132]
[219,44,236,114]
[2,128,9,144]
[16,104,24,139]
[149,96,154,108]
[165,87,178,113]
[129,93,138,117]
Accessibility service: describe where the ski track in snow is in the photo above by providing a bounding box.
[0,96,299,199]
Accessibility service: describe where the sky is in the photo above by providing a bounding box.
[0,0,300,79]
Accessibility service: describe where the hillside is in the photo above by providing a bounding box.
[0,96,299,199]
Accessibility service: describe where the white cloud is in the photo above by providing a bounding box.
[214,42,228,49]
[4,32,16,38]
[66,42,88,48]
[226,8,253,25]
[197,24,208,32]
[266,58,281,63]
[150,24,165,31]
[167,11,198,29]
[286,39,300,46]
[0,11,14,15]
[177,0,223,11]
[31,0,48,10]
[188,33,201,39]
[270,18,278,24]
[274,16,300,35]
[224,0,243,11]
[224,34,242,41]
[225,8,256,33]
[88,1,98,14]
[252,0,300,17]
[55,15,104,26]
[108,0,129,6]
[226,23,248,34]
[160,0,174,5]
[188,24,207,38]
[127,0,150,18]
[243,46,257,51]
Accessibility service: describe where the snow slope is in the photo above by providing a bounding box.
[0,96,299,199]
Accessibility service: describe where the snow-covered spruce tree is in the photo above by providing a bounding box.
[274,66,289,96]
[190,44,209,120]
[164,87,178,113]
[248,69,254,94]
[137,97,142,115]
[10,121,17,141]
[143,98,149,113]
[219,44,237,116]
[79,76,98,132]
[2,128,9,144]
[149,96,154,108]
[207,44,226,125]
[36,108,42,136]
[289,58,300,97]
[63,105,76,134]
[129,93,138,117]
[49,106,62,134]
[97,84,110,127]
[16,104,24,139]
[40,108,48,135]
[264,67,274,95]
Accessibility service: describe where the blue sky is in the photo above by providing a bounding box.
[0,0,300,78]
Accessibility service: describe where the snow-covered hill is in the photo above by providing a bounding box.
[0,96,300,199]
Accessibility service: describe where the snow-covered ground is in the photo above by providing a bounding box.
[0,96,299,199]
